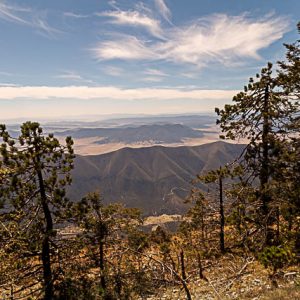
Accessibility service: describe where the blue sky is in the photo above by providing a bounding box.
[0,0,299,120]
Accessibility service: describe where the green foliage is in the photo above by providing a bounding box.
[278,21,300,97]
[73,192,154,299]
[128,229,149,252]
[215,24,300,248]
[258,245,294,273]
[0,121,74,209]
[54,277,96,300]
[216,63,297,175]
[150,226,171,245]
[0,121,75,299]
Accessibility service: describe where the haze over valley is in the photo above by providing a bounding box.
[5,113,244,215]
[6,114,221,155]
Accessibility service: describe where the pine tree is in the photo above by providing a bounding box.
[0,122,74,299]
[215,63,298,246]
[278,22,300,98]
[275,22,300,254]
[73,192,147,299]
[195,167,232,253]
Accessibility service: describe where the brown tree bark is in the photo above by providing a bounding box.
[37,169,54,300]
[219,171,225,253]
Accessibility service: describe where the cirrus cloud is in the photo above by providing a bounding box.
[92,35,155,60]
[0,0,62,38]
[155,0,172,24]
[93,12,290,68]
[97,9,164,39]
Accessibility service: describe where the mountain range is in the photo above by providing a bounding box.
[57,124,204,144]
[69,141,244,215]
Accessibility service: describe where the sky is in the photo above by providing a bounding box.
[0,0,299,121]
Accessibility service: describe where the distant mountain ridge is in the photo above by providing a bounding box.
[69,141,244,215]
[98,114,215,128]
[57,124,204,144]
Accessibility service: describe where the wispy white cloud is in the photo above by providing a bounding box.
[63,12,89,18]
[56,71,82,80]
[0,85,238,101]
[103,66,124,76]
[154,0,172,24]
[141,76,164,82]
[55,71,94,84]
[144,68,168,76]
[163,13,290,65]
[0,83,19,87]
[108,0,119,11]
[93,12,290,68]
[92,35,155,60]
[0,1,30,24]
[98,10,164,39]
[134,2,153,15]
[181,72,198,79]
[0,71,12,76]
[32,16,62,38]
[0,1,61,38]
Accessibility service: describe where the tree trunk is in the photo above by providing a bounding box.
[261,85,270,211]
[261,85,273,245]
[99,237,107,294]
[180,250,186,281]
[197,252,207,281]
[276,207,280,244]
[179,250,192,300]
[219,172,225,253]
[37,169,54,300]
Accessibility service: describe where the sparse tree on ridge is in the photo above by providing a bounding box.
[195,167,232,253]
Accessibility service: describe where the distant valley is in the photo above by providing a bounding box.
[6,114,243,215]
[56,124,205,144]
[6,115,219,154]
[50,114,220,155]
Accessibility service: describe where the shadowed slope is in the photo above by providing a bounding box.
[69,141,244,215]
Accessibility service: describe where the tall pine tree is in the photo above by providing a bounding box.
[0,122,74,299]
[215,62,298,246]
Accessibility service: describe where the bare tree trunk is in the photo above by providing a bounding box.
[99,238,107,293]
[180,250,192,300]
[261,85,273,246]
[219,171,225,253]
[196,252,207,281]
[180,250,186,281]
[37,169,54,300]
[276,207,280,244]
[10,283,14,300]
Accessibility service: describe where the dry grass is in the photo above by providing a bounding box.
[259,286,300,300]
[145,254,300,300]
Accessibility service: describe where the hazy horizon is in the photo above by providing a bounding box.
[2,111,217,124]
